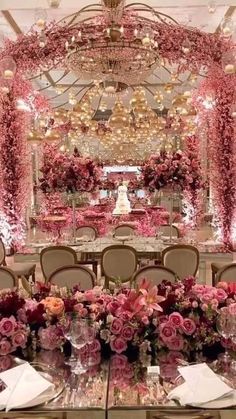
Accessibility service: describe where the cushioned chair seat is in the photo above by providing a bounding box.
[9,262,36,276]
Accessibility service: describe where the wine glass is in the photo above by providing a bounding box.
[216,308,234,363]
[63,315,91,374]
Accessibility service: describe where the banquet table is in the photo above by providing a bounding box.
[0,354,235,418]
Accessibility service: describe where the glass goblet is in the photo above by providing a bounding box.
[216,308,233,363]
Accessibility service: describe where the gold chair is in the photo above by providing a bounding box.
[48,264,96,290]
[215,263,236,285]
[158,224,180,238]
[0,239,36,283]
[162,244,199,280]
[0,266,17,290]
[132,264,177,286]
[102,244,138,289]
[76,225,98,241]
[40,246,77,281]
[114,224,135,238]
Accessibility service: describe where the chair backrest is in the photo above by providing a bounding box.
[0,267,17,290]
[40,246,77,280]
[162,244,199,280]
[216,263,236,284]
[102,245,137,287]
[158,224,180,238]
[114,224,135,237]
[76,225,97,241]
[48,265,96,290]
[132,265,177,286]
[0,239,6,265]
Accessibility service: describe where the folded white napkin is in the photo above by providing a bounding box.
[168,363,234,406]
[0,363,53,411]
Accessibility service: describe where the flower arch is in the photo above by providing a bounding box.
[0,9,235,248]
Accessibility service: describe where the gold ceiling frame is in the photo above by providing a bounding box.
[49,1,180,107]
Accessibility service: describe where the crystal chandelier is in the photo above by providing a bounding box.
[64,2,177,85]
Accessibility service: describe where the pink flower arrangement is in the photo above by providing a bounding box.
[0,315,28,356]
[0,277,236,359]
[39,144,102,194]
[141,150,203,194]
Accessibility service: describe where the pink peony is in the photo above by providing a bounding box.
[0,339,12,355]
[11,330,27,348]
[110,337,127,354]
[0,317,16,337]
[169,312,184,328]
[181,318,196,335]
[121,325,134,341]
[110,319,123,335]
[159,322,176,342]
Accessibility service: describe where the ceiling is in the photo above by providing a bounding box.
[0,1,235,112]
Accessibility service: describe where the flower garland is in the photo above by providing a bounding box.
[182,135,204,228]
[0,78,30,250]
[195,68,236,248]
[0,76,49,249]
[39,144,102,194]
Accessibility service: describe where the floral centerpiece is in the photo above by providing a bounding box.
[141,150,203,193]
[39,145,102,194]
[0,278,235,362]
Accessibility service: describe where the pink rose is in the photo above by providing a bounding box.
[159,322,176,342]
[216,281,229,291]
[111,354,128,370]
[201,291,215,303]
[110,337,127,354]
[121,325,134,341]
[192,301,198,308]
[215,288,227,303]
[84,290,97,302]
[110,319,123,335]
[0,355,12,371]
[107,301,120,315]
[11,331,27,348]
[181,318,196,335]
[0,339,12,355]
[0,317,16,337]
[169,312,184,328]
[166,351,184,364]
[166,335,184,351]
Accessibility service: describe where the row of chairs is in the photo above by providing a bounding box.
[76,224,180,239]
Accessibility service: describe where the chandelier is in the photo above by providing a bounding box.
[65,2,177,85]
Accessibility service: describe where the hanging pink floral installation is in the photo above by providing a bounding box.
[0,10,235,248]
[0,76,48,249]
